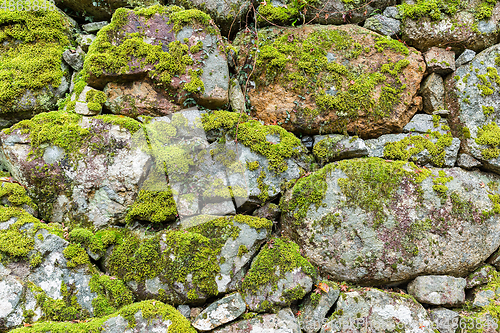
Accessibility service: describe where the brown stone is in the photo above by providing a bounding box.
[424,47,456,75]
[234,24,426,139]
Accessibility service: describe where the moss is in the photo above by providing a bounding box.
[237,244,249,257]
[29,251,43,268]
[0,181,37,210]
[398,0,464,20]
[189,40,203,54]
[241,237,317,310]
[63,243,90,268]
[69,227,120,256]
[89,274,134,317]
[201,110,248,133]
[85,89,107,113]
[482,105,495,117]
[93,114,143,134]
[475,122,500,160]
[312,136,344,164]
[10,300,195,333]
[431,170,453,198]
[374,36,409,56]
[0,0,71,113]
[257,170,270,203]
[246,160,260,171]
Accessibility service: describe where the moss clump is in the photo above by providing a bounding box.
[246,160,260,171]
[312,135,344,164]
[63,243,90,268]
[398,0,465,20]
[374,36,409,56]
[0,181,37,210]
[69,227,120,257]
[93,114,143,134]
[431,170,453,198]
[475,122,500,160]
[201,110,248,133]
[241,237,317,310]
[89,274,134,317]
[0,0,70,112]
[86,90,107,113]
[10,300,195,333]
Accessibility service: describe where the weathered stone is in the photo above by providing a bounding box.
[253,203,280,221]
[234,24,425,138]
[383,6,402,19]
[420,73,445,113]
[403,113,449,135]
[177,304,191,318]
[301,136,314,150]
[85,5,229,110]
[82,21,109,33]
[433,109,451,116]
[298,281,340,333]
[229,79,246,114]
[456,49,477,67]
[400,0,500,52]
[241,238,316,312]
[68,85,105,116]
[444,43,500,174]
[76,33,96,53]
[466,265,496,289]
[407,275,466,306]
[282,158,500,285]
[473,289,495,307]
[320,288,434,332]
[192,293,246,331]
[458,154,482,170]
[424,47,456,75]
[429,307,460,333]
[363,14,400,37]
[213,308,301,333]
[313,134,368,165]
[62,46,85,71]
[54,0,159,21]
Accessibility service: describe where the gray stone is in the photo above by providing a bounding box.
[383,6,402,19]
[193,293,246,331]
[213,308,301,333]
[253,203,280,221]
[62,46,84,71]
[76,33,96,53]
[42,146,65,165]
[433,109,450,116]
[456,49,476,67]
[229,79,245,113]
[82,21,109,33]
[473,289,495,307]
[424,47,456,75]
[407,275,466,306]
[282,159,500,285]
[177,304,191,318]
[201,201,236,215]
[68,85,104,116]
[363,14,400,37]
[458,154,482,170]
[466,265,496,288]
[420,73,445,114]
[444,43,500,174]
[403,113,449,135]
[298,281,340,333]
[320,288,434,333]
[429,307,460,333]
[312,135,368,164]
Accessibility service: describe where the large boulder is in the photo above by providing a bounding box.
[84,5,230,116]
[54,0,159,21]
[234,24,425,138]
[399,0,500,52]
[445,43,500,174]
[103,215,272,304]
[0,0,72,128]
[0,111,153,228]
[281,157,500,285]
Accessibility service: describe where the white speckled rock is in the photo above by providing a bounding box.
[213,308,301,333]
[407,275,466,306]
[193,293,246,331]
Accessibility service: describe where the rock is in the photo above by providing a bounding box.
[103,215,272,304]
[383,6,402,19]
[365,131,460,168]
[473,289,495,307]
[424,47,456,75]
[0,0,72,128]
[301,136,314,150]
[253,203,280,221]
[363,14,401,37]
[76,33,96,53]
[85,5,229,110]
[313,134,368,165]
[444,43,500,174]
[0,179,38,217]
[466,265,496,288]
[0,112,153,228]
[62,46,85,71]
[403,113,450,135]
[170,0,252,37]
[281,158,500,285]
[320,288,434,332]
[456,49,477,67]
[0,207,134,330]
[433,109,451,116]
[54,0,159,21]
[400,0,500,52]
[420,73,445,114]
[257,0,396,26]
[177,304,191,318]
[429,307,460,333]
[298,281,340,333]
[241,238,316,312]
[229,79,246,114]
[192,293,246,331]
[67,85,106,115]
[407,275,466,306]
[234,24,425,138]
[213,308,301,332]
[458,154,483,170]
[82,21,109,33]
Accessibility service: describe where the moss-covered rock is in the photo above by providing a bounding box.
[103,215,272,304]
[0,0,73,128]
[84,5,229,113]
[233,24,425,138]
[54,0,159,21]
[281,157,500,284]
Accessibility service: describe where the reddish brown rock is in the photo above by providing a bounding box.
[234,24,425,138]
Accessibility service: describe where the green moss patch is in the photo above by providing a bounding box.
[0,0,71,113]
[0,181,37,210]
[475,122,500,160]
[89,274,134,317]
